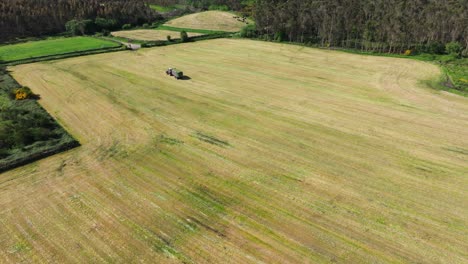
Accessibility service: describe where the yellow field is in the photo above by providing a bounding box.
[111,29,203,41]
[164,11,251,32]
[4,39,468,263]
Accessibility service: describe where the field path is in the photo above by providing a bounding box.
[2,39,468,263]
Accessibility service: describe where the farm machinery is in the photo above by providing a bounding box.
[166,68,183,79]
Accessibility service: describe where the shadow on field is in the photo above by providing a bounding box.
[179,76,191,80]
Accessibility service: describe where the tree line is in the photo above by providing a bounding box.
[253,0,468,54]
[1,0,466,55]
[143,0,468,54]
[0,0,158,42]
[148,0,248,12]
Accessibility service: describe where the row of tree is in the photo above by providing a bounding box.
[253,0,468,54]
[0,0,158,42]
[1,0,466,54]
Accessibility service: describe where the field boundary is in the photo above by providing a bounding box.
[1,34,233,67]
[157,25,228,34]
[1,45,125,66]
[0,140,80,174]
[142,32,232,47]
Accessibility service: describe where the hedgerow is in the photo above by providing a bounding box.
[0,67,79,172]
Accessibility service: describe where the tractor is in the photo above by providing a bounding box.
[166,68,183,80]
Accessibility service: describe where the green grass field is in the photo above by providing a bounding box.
[0,37,120,62]
[149,4,184,13]
[4,39,468,263]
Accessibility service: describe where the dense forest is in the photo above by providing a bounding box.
[148,0,245,10]
[1,0,467,53]
[151,0,468,54]
[253,0,468,54]
[0,0,158,42]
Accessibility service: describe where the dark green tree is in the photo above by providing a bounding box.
[446,42,463,57]
[0,0,159,42]
[95,17,117,31]
[180,31,189,42]
[65,19,93,35]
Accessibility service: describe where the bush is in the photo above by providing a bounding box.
[122,24,132,30]
[95,17,117,31]
[208,5,229,11]
[142,23,150,29]
[404,49,412,56]
[274,31,286,42]
[412,44,426,55]
[12,86,36,100]
[65,19,94,36]
[167,35,172,42]
[102,29,110,36]
[446,41,462,57]
[425,41,445,54]
[462,48,468,58]
[180,31,189,42]
[0,148,9,159]
[260,34,272,41]
[240,24,256,38]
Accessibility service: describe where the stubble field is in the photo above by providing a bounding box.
[163,11,251,32]
[3,39,468,263]
[111,29,203,41]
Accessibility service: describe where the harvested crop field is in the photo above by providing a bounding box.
[164,11,251,32]
[111,29,203,41]
[4,39,468,263]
